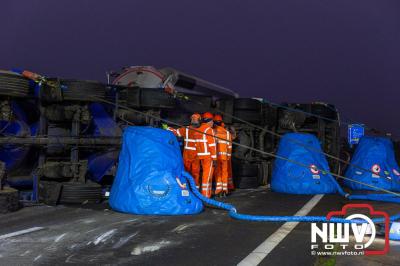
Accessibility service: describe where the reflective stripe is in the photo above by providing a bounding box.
[211,155,217,159]
[209,143,216,147]
[196,139,207,143]
[184,128,196,150]
[198,152,210,155]
[176,130,181,137]
[206,162,213,197]
[218,152,228,155]
[217,141,229,144]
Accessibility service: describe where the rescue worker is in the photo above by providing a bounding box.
[175,113,202,189]
[161,115,202,189]
[194,112,217,198]
[213,114,232,196]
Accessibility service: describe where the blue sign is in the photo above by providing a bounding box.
[348,124,364,145]
[390,222,400,241]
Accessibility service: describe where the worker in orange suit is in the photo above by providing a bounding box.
[175,113,202,189]
[194,112,217,198]
[162,114,202,189]
[213,115,232,196]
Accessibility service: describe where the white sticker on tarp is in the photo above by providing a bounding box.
[355,171,362,175]
[181,190,189,197]
[312,175,320,179]
[372,174,380,178]
[153,190,166,195]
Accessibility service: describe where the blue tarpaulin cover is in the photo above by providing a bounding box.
[344,136,400,192]
[271,133,338,194]
[109,126,203,215]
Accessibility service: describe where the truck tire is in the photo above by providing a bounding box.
[59,182,102,204]
[233,110,262,124]
[0,187,19,214]
[0,72,30,98]
[234,98,262,111]
[60,79,106,101]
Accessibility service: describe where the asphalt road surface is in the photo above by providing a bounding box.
[0,188,398,265]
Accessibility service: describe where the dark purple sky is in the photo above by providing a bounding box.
[2,0,400,135]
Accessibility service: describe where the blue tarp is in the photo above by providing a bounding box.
[271,133,338,194]
[109,126,203,215]
[344,136,400,192]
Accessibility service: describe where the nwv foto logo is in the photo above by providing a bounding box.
[310,204,390,256]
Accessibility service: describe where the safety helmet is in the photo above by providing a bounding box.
[191,113,201,121]
[213,114,223,122]
[202,112,214,122]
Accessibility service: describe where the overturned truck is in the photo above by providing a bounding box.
[0,66,340,205]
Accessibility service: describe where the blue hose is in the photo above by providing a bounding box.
[182,171,400,223]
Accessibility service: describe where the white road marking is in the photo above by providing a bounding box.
[0,227,45,240]
[238,194,324,266]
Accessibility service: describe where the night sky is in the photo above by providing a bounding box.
[2,0,399,136]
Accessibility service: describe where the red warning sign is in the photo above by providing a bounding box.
[310,164,320,174]
[371,164,381,175]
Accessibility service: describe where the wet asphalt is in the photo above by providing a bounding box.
[0,188,398,265]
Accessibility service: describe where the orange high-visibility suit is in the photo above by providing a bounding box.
[214,125,232,194]
[194,123,216,198]
[176,127,200,189]
[166,126,178,136]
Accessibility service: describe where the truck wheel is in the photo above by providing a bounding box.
[59,182,102,204]
[0,71,30,98]
[60,79,106,101]
[234,98,262,111]
[0,187,19,214]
